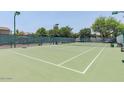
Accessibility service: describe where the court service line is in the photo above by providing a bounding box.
[82,46,106,74]
[58,47,96,66]
[10,50,84,74]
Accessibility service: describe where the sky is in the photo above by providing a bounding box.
[0,11,124,33]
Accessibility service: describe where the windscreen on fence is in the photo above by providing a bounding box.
[0,35,116,49]
[0,35,76,48]
[79,37,115,43]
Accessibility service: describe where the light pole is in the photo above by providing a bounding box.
[14,11,20,48]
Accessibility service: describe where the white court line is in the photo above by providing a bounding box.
[58,47,96,66]
[82,46,106,74]
[10,50,84,74]
[54,45,88,50]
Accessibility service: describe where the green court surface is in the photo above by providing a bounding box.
[0,42,123,82]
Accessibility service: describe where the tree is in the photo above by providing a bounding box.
[105,17,121,38]
[49,24,60,37]
[48,29,54,36]
[36,27,47,36]
[15,29,20,35]
[71,33,79,38]
[59,26,73,37]
[79,28,91,38]
[92,17,109,38]
[19,31,25,36]
[117,23,124,35]
[53,24,60,37]
[92,16,124,40]
[15,29,25,36]
[79,28,91,42]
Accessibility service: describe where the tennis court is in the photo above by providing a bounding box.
[0,42,123,81]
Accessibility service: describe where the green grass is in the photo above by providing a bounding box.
[0,42,123,82]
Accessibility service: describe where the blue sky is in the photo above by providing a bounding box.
[0,11,124,33]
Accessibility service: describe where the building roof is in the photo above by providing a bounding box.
[0,27,10,31]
